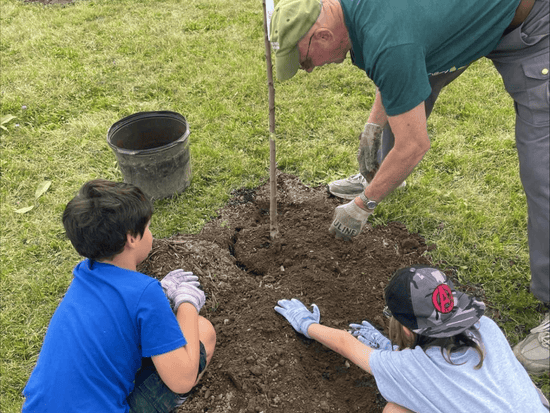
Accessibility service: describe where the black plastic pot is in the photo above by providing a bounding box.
[107,111,192,200]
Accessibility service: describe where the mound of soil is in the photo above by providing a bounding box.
[137,172,452,413]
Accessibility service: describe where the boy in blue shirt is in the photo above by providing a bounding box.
[23,179,216,413]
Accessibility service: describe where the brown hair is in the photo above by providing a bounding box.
[388,317,485,370]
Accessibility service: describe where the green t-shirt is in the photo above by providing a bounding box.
[340,0,519,116]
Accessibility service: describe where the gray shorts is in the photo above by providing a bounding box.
[127,342,207,413]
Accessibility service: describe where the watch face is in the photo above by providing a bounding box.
[359,193,377,209]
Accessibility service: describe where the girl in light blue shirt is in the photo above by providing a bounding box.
[275,265,548,412]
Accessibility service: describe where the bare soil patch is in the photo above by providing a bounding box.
[137,172,487,413]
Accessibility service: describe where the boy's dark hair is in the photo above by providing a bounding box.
[62,180,153,261]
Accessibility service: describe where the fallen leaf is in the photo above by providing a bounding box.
[1,114,17,132]
[1,114,16,125]
[15,206,34,214]
[35,180,52,199]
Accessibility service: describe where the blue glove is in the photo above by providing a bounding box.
[274,299,320,339]
[349,320,395,350]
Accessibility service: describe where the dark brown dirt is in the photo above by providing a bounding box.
[137,172,459,413]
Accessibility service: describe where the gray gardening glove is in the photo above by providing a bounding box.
[161,269,205,314]
[329,200,372,241]
[349,320,395,350]
[357,123,383,183]
[274,299,320,339]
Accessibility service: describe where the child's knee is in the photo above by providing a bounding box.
[198,316,216,364]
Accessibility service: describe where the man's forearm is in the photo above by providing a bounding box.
[361,143,426,202]
[362,102,430,203]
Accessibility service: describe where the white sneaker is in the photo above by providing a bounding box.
[328,173,406,200]
[513,312,550,375]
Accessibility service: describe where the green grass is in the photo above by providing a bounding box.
[1,0,547,410]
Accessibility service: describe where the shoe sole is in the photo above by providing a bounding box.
[327,187,362,200]
[327,181,406,200]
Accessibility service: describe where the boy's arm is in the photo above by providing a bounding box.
[152,303,201,394]
[307,323,374,375]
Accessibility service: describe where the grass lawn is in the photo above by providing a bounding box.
[1,0,547,410]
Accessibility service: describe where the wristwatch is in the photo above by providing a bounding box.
[359,192,378,210]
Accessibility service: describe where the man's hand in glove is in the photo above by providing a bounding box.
[161,269,205,314]
[329,200,372,240]
[274,299,320,339]
[358,123,383,183]
[349,320,395,350]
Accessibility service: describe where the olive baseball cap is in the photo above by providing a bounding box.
[270,0,322,81]
[384,266,486,338]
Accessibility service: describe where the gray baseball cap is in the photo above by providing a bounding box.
[384,266,485,338]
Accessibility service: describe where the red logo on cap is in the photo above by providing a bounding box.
[432,284,454,313]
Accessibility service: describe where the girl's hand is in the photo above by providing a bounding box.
[349,320,395,350]
[274,299,320,338]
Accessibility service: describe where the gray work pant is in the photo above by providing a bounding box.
[378,0,549,304]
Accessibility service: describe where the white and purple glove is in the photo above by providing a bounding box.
[161,269,205,314]
[329,200,372,241]
[349,320,396,350]
[274,299,320,339]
